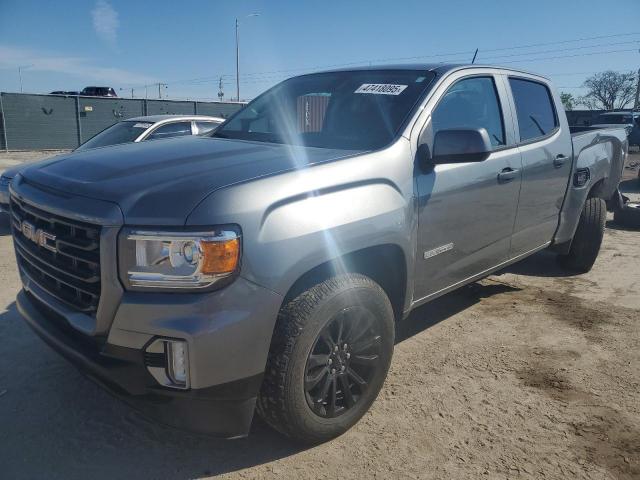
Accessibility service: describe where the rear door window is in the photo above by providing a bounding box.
[509,78,558,142]
[146,122,193,140]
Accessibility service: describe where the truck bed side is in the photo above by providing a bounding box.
[553,127,628,248]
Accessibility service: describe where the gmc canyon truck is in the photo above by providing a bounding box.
[9,64,627,443]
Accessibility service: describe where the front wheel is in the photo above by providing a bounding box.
[557,197,606,273]
[257,274,395,444]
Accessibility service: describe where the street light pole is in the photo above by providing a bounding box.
[634,49,640,111]
[634,68,640,111]
[235,18,240,102]
[235,13,260,102]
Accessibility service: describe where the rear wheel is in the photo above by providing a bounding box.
[257,274,394,444]
[557,197,606,273]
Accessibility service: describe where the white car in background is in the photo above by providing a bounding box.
[0,115,225,212]
[75,114,225,151]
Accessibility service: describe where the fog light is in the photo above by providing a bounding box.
[166,340,189,388]
[144,338,190,389]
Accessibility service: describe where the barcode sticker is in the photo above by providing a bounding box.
[354,84,408,95]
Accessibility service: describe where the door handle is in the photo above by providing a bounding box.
[553,154,568,168]
[498,167,519,183]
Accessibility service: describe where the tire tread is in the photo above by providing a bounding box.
[256,273,391,442]
[558,197,606,272]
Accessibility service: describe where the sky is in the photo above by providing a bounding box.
[0,0,639,102]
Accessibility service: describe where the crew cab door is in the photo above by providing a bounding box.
[506,77,573,254]
[413,73,521,301]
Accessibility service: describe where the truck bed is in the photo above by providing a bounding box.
[570,126,627,200]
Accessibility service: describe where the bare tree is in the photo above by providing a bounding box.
[579,71,637,110]
[560,92,577,111]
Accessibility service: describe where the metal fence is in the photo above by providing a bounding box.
[0,93,245,151]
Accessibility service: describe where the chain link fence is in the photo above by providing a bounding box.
[0,93,245,151]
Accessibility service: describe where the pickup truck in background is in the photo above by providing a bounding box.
[8,64,627,443]
[591,111,640,147]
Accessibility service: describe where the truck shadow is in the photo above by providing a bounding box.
[396,281,520,343]
[0,213,11,236]
[0,301,304,480]
[499,248,580,278]
[0,280,519,479]
[606,219,640,232]
[619,178,639,195]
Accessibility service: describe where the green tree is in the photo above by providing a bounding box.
[560,92,576,111]
[579,71,637,110]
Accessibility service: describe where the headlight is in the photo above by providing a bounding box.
[120,228,241,290]
[0,175,11,187]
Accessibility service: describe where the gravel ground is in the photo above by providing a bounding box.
[0,151,638,480]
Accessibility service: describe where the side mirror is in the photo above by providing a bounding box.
[431,128,492,165]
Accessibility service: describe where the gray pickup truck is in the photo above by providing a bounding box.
[9,64,627,443]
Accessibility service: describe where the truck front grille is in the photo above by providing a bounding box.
[10,195,101,313]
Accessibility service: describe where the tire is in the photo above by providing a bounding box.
[557,197,606,273]
[613,201,640,228]
[257,273,395,444]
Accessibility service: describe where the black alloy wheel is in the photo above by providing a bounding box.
[304,306,382,418]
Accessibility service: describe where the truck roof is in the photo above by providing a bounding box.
[318,63,549,80]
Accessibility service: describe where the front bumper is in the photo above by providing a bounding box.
[17,289,266,438]
[10,176,285,437]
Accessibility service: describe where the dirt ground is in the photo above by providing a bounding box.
[0,151,638,480]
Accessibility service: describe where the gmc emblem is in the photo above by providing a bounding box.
[19,220,57,253]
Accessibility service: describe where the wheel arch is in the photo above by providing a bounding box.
[281,243,408,322]
[587,177,607,199]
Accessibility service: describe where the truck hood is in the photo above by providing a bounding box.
[20,136,358,225]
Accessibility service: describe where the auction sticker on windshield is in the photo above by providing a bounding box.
[355,84,408,95]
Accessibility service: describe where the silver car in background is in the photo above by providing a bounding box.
[75,114,225,151]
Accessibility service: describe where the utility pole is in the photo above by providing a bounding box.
[157,83,167,99]
[18,65,33,93]
[218,76,224,101]
[131,88,134,99]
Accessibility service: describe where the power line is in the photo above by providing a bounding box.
[123,31,640,100]
[226,47,640,86]
[470,31,640,53]
[494,47,640,65]
[222,32,640,80]
[477,40,640,61]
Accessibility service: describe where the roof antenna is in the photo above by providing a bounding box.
[471,48,479,64]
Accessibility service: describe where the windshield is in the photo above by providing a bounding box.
[596,114,633,124]
[76,121,151,151]
[213,70,435,150]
